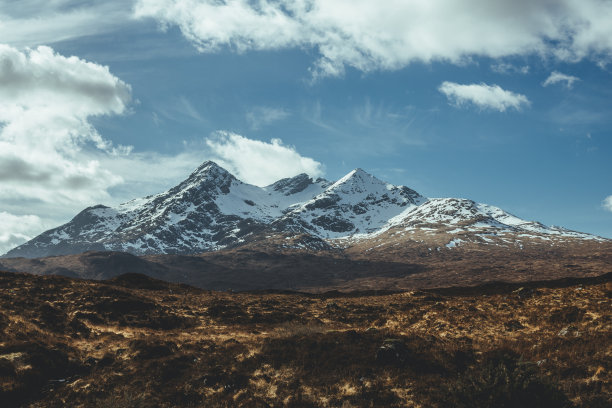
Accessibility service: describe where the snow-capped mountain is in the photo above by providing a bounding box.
[2,161,606,258]
[273,168,426,237]
[3,161,330,258]
[342,197,603,258]
[375,198,598,240]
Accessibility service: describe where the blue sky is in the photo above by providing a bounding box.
[0,0,611,253]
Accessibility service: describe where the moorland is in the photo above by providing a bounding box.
[0,269,610,407]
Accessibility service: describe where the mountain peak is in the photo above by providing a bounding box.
[330,168,386,192]
[191,160,232,177]
[182,160,235,185]
[159,160,238,199]
[348,167,372,177]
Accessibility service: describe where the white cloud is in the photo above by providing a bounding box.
[135,0,612,77]
[542,71,580,88]
[246,106,290,130]
[603,196,612,212]
[0,44,132,204]
[438,82,530,112]
[205,131,324,186]
[0,212,49,255]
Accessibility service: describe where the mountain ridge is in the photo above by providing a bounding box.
[3,161,607,259]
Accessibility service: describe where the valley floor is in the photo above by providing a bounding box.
[0,270,610,407]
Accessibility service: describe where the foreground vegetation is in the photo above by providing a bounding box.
[0,270,610,407]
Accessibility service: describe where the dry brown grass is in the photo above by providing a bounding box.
[0,270,610,407]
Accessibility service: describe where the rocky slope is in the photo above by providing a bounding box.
[272,168,425,237]
[2,161,607,259]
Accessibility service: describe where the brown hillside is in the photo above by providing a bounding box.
[1,237,611,291]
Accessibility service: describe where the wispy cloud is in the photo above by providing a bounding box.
[491,62,529,75]
[350,100,425,146]
[246,106,290,130]
[439,82,530,112]
[135,0,612,77]
[177,96,206,122]
[302,99,428,156]
[153,96,207,124]
[542,71,580,88]
[302,101,340,134]
[547,99,607,125]
[0,1,132,47]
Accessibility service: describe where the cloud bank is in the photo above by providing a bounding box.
[438,82,530,112]
[0,44,132,205]
[543,71,580,88]
[205,131,324,186]
[135,0,612,77]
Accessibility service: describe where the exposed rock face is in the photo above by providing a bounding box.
[3,161,607,259]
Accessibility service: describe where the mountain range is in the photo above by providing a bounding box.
[3,160,606,259]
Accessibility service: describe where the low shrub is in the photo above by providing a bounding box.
[438,349,572,408]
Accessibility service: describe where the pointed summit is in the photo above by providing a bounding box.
[174,160,237,195]
[330,168,387,194]
[187,160,234,181]
[339,168,379,182]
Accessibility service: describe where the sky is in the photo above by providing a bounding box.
[0,0,611,254]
